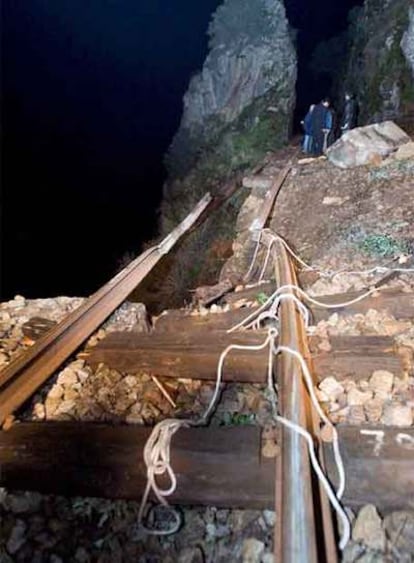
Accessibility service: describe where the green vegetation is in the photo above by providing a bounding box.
[358,234,409,257]
[229,114,285,169]
[221,412,256,426]
[256,292,269,305]
[369,158,414,181]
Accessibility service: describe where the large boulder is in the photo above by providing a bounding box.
[326,121,411,168]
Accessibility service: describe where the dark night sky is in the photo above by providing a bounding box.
[2,0,362,300]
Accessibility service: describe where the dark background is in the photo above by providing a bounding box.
[1,0,362,300]
[286,0,363,121]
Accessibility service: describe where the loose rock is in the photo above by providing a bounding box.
[384,510,414,554]
[319,377,345,401]
[382,403,413,426]
[241,538,265,563]
[369,370,394,399]
[6,519,27,554]
[352,505,386,551]
[364,398,384,423]
[347,388,373,406]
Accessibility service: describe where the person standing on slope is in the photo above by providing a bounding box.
[310,97,333,156]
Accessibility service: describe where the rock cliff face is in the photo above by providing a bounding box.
[343,0,414,128]
[134,0,296,312]
[401,6,414,75]
[163,0,296,217]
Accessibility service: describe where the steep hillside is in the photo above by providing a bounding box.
[220,136,414,288]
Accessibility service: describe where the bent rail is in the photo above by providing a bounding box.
[0,193,212,424]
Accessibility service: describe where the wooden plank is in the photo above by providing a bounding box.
[193,279,234,307]
[324,335,395,351]
[310,289,414,322]
[84,330,269,383]
[191,288,413,328]
[21,317,57,341]
[0,422,274,508]
[313,335,403,381]
[314,356,403,381]
[156,289,413,338]
[312,335,402,381]
[154,307,259,334]
[86,330,403,384]
[323,426,414,511]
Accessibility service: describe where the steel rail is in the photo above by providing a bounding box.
[272,237,338,563]
[0,193,212,424]
[248,165,291,240]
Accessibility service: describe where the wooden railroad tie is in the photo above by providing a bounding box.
[1,422,412,512]
[84,331,404,384]
[0,423,273,509]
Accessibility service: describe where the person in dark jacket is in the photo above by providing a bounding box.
[301,104,315,153]
[341,92,358,134]
[310,97,333,156]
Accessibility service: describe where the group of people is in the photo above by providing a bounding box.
[301,92,358,156]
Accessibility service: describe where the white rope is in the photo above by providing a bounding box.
[138,419,189,535]
[139,317,350,548]
[226,273,350,548]
[138,334,273,534]
[228,227,383,550]
[228,289,310,333]
[247,293,310,331]
[227,289,279,333]
[262,230,316,272]
[203,335,273,421]
[241,328,350,550]
[228,283,376,335]
[275,413,350,550]
[260,229,414,280]
[142,226,395,541]
[276,283,379,309]
[274,345,345,499]
[267,344,349,550]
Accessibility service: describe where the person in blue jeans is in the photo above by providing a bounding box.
[310,98,333,156]
[301,104,315,153]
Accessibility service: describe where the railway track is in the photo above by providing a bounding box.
[1,162,414,562]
